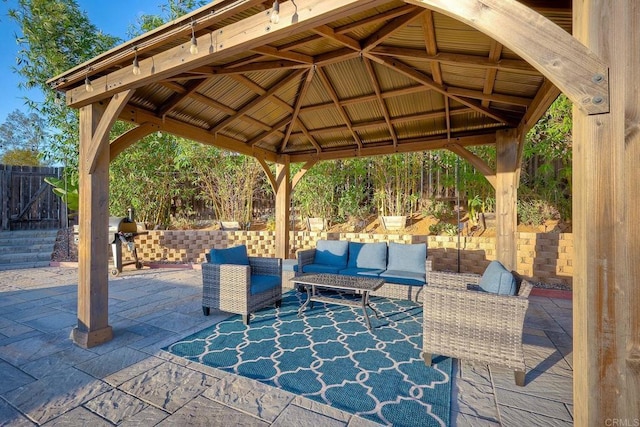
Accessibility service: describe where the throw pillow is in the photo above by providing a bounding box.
[209,245,250,265]
[478,260,517,295]
[313,240,349,267]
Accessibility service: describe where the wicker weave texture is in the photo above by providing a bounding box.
[423,270,532,374]
[202,257,282,318]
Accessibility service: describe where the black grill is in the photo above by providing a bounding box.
[108,211,144,276]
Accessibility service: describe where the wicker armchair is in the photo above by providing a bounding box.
[423,270,533,386]
[202,255,282,325]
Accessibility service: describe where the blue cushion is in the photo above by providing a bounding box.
[338,267,385,277]
[380,270,426,286]
[209,245,249,265]
[479,260,517,295]
[313,240,349,267]
[293,264,299,272]
[347,242,387,269]
[250,274,280,295]
[301,264,343,274]
[386,242,427,274]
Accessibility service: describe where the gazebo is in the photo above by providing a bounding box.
[48,0,638,424]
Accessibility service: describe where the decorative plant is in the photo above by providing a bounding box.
[44,172,79,216]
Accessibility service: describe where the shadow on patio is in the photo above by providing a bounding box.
[0,267,572,426]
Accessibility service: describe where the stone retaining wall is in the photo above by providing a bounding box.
[128,230,573,287]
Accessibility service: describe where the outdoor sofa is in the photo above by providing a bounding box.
[295,239,429,302]
[202,245,282,324]
[422,260,533,386]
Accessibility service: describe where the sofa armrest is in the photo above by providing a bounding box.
[427,270,481,290]
[296,248,316,274]
[249,256,282,276]
[202,263,251,293]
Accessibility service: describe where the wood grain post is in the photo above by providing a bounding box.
[274,158,291,260]
[573,0,640,424]
[495,129,519,271]
[72,103,113,348]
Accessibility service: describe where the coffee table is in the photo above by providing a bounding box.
[291,273,384,330]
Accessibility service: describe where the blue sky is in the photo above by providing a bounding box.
[0,0,167,124]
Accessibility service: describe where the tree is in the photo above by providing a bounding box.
[0,109,49,165]
[9,0,120,168]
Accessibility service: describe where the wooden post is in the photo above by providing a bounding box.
[573,0,640,424]
[274,158,291,259]
[72,103,113,348]
[495,129,519,271]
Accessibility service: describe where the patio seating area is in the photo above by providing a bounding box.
[0,267,573,426]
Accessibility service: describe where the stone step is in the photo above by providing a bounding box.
[0,229,58,270]
[0,243,55,254]
[0,260,52,271]
[0,252,52,264]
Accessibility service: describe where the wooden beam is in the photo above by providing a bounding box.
[406,0,610,114]
[118,105,278,162]
[65,0,391,108]
[256,157,277,193]
[522,79,561,132]
[274,159,291,259]
[73,102,113,348]
[110,122,157,161]
[363,58,398,146]
[228,74,294,113]
[495,128,520,271]
[87,90,134,174]
[209,69,305,135]
[312,25,361,51]
[370,46,539,75]
[286,132,498,162]
[292,160,318,189]
[250,45,314,64]
[482,41,503,108]
[158,78,209,118]
[281,68,315,152]
[362,8,425,52]
[334,4,417,35]
[247,116,292,147]
[316,66,363,149]
[369,54,517,125]
[573,0,639,424]
[445,142,496,189]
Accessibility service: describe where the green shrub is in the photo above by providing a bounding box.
[517,199,560,226]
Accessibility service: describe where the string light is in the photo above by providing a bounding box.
[190,22,198,55]
[270,0,280,25]
[132,47,141,75]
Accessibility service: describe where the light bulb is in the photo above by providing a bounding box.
[132,56,141,75]
[270,0,280,25]
[190,36,198,55]
[84,76,94,92]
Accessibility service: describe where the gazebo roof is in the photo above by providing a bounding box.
[49,0,571,163]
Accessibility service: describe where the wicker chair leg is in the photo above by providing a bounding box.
[275,299,282,308]
[514,369,526,386]
[423,353,433,366]
[242,314,250,325]
[202,306,210,316]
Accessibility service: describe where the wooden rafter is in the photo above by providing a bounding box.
[334,4,417,35]
[288,132,498,163]
[316,66,363,149]
[363,58,397,146]
[229,74,293,113]
[158,78,209,118]
[371,46,538,76]
[247,116,292,147]
[250,45,314,64]
[297,122,322,154]
[362,8,425,52]
[208,69,305,135]
[369,54,516,125]
[482,41,503,108]
[281,68,316,152]
[312,25,361,51]
[422,10,448,139]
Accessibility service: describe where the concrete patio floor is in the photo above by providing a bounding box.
[0,267,573,426]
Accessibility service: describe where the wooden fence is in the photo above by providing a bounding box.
[0,165,65,231]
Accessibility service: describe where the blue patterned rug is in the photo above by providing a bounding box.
[164,291,451,426]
